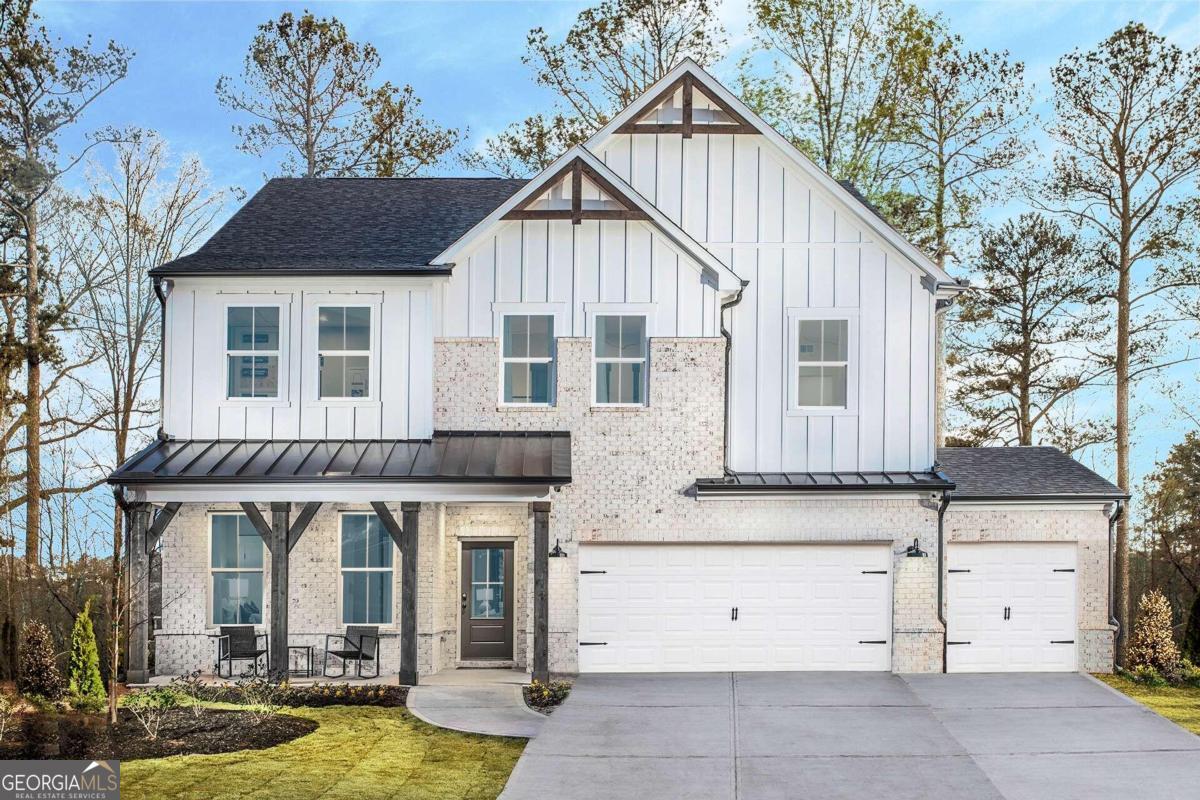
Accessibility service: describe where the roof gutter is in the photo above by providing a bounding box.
[719,282,748,475]
[149,266,455,279]
[948,493,1130,503]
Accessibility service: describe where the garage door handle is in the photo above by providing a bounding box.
[948,569,971,573]
[858,640,887,644]
[580,642,608,646]
[580,570,607,574]
[947,641,972,645]
[1052,568,1075,573]
[861,570,888,574]
[1050,640,1075,644]
[731,607,739,621]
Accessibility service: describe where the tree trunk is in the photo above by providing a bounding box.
[1114,248,1132,665]
[23,204,41,566]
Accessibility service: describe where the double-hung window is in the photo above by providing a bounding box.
[795,319,849,408]
[211,514,264,625]
[318,306,371,399]
[340,514,393,625]
[226,306,280,399]
[502,315,554,404]
[594,315,647,405]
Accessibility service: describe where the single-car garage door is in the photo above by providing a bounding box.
[946,542,1077,672]
[578,543,892,672]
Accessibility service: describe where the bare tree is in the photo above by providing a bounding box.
[0,0,129,565]
[216,10,460,178]
[466,0,725,177]
[1041,23,1200,661]
[947,213,1112,453]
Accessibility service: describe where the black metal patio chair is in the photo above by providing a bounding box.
[323,626,380,678]
[214,626,269,678]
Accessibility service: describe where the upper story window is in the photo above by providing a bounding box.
[795,319,849,408]
[502,314,554,405]
[340,514,393,625]
[226,306,280,399]
[318,306,371,399]
[211,514,263,625]
[594,314,647,405]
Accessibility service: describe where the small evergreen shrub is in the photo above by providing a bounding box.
[1126,664,1168,687]
[524,679,572,710]
[17,621,62,700]
[1127,590,1182,679]
[66,600,105,711]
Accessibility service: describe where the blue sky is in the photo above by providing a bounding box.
[36,0,1200,496]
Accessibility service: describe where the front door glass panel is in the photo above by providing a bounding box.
[470,547,506,619]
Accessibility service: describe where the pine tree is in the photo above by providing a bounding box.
[67,600,105,705]
[17,621,62,700]
[1127,590,1181,676]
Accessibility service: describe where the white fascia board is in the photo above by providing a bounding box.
[125,482,555,504]
[946,500,1112,513]
[588,59,962,292]
[432,146,745,293]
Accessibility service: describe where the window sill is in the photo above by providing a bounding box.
[590,404,651,413]
[496,404,557,412]
[219,399,292,409]
[786,407,858,417]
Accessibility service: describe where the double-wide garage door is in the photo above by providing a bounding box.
[946,542,1078,672]
[578,543,892,672]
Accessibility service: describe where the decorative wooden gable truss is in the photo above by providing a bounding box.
[615,73,757,138]
[501,156,650,225]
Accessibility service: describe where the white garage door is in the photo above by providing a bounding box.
[946,542,1077,672]
[578,543,892,672]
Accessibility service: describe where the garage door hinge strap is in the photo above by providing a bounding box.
[580,570,607,574]
[1052,568,1075,572]
[946,641,972,645]
[861,570,888,574]
[858,640,887,644]
[1050,640,1075,644]
[579,642,608,646]
[948,569,971,573]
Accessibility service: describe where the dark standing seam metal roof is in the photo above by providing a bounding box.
[150,177,527,276]
[108,432,571,485]
[694,470,954,495]
[936,446,1126,500]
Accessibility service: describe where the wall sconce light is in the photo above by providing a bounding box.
[549,539,567,558]
[905,538,927,558]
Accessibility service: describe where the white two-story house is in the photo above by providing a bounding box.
[110,61,1125,685]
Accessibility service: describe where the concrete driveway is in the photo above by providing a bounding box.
[500,672,1200,800]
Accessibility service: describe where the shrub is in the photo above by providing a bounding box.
[524,679,572,710]
[66,600,105,710]
[1127,589,1182,679]
[123,687,179,740]
[232,676,283,722]
[1127,664,1168,687]
[17,621,62,700]
[1179,659,1200,688]
[170,671,217,718]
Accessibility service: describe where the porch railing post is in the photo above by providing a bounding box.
[127,502,153,684]
[400,502,421,686]
[532,502,550,683]
[269,502,290,679]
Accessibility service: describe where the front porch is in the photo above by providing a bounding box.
[110,434,571,687]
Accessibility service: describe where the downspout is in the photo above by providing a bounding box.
[152,277,171,441]
[1108,499,1125,661]
[936,487,952,673]
[719,281,749,474]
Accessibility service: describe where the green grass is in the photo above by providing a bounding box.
[120,706,526,800]
[1096,674,1200,735]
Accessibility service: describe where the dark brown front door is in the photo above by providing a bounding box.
[460,541,514,660]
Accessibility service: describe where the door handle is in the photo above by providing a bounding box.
[461,593,467,612]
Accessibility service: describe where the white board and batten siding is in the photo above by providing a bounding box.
[595,130,938,473]
[438,218,721,338]
[163,278,434,441]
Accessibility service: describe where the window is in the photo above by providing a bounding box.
[318,306,371,399]
[469,548,506,619]
[594,315,647,405]
[502,315,554,404]
[340,514,393,625]
[211,514,263,625]
[226,306,280,398]
[795,319,849,408]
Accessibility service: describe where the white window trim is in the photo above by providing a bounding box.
[587,305,655,408]
[312,300,379,405]
[337,511,398,629]
[496,310,559,407]
[207,511,266,630]
[786,308,859,416]
[220,300,289,407]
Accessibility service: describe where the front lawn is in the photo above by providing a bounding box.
[1096,674,1200,735]
[120,705,525,800]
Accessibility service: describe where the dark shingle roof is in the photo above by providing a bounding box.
[152,177,527,276]
[936,447,1126,500]
[109,432,571,485]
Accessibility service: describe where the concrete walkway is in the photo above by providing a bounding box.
[406,668,546,738]
[501,672,1200,800]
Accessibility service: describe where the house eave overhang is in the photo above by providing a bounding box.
[113,480,561,505]
[149,266,455,279]
[949,493,1130,504]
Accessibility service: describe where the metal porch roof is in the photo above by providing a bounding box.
[694,470,954,495]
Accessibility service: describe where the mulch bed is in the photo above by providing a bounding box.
[2,708,317,761]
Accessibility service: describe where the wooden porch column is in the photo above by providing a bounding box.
[126,503,153,684]
[531,502,550,683]
[400,502,421,686]
[268,502,290,679]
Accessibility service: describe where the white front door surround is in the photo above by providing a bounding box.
[577,543,892,672]
[946,542,1078,672]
